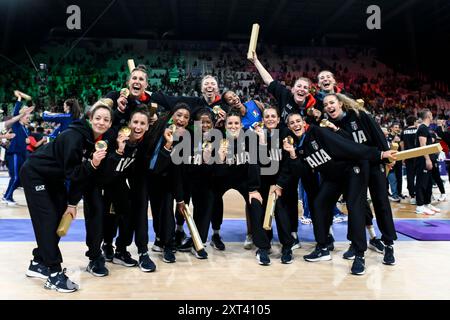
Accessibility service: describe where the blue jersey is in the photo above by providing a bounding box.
[7,101,29,156]
[42,112,74,139]
[242,100,262,130]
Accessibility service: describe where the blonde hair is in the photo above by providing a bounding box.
[326,93,368,116]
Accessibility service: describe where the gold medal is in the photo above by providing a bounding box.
[320,119,331,127]
[119,127,131,137]
[168,124,177,133]
[212,106,222,114]
[306,107,316,116]
[95,140,108,151]
[286,136,294,145]
[120,88,130,98]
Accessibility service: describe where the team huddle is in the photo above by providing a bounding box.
[16,50,434,294]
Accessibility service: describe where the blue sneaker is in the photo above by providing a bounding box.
[26,260,49,279]
[351,256,365,275]
[304,245,332,262]
[256,249,271,266]
[44,269,79,293]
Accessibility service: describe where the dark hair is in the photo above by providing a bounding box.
[221,90,235,105]
[406,115,417,126]
[196,110,213,122]
[263,105,279,117]
[226,109,242,119]
[172,102,192,115]
[286,112,302,124]
[65,98,81,119]
[130,106,151,123]
[390,122,400,128]
[128,64,148,81]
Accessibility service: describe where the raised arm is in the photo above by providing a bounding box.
[248,51,274,86]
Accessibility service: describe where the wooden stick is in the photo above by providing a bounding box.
[127,59,136,73]
[247,24,260,60]
[386,143,442,175]
[263,189,277,231]
[183,206,204,251]
[56,213,73,237]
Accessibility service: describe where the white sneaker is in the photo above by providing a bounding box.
[438,194,447,202]
[410,197,416,205]
[243,235,253,250]
[426,204,441,213]
[416,205,435,215]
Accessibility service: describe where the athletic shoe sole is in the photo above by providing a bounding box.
[162,258,176,263]
[139,264,156,272]
[256,255,271,266]
[112,258,137,267]
[191,250,208,260]
[44,281,78,293]
[151,246,163,252]
[304,255,332,262]
[25,270,49,280]
[291,243,302,250]
[86,267,109,277]
[368,244,384,254]
[281,258,293,264]
[243,242,253,250]
[343,254,355,260]
[382,260,396,266]
[351,269,365,275]
[210,242,225,251]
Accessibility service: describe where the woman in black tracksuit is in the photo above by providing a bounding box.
[247,106,297,263]
[20,102,113,293]
[144,103,192,264]
[100,108,156,273]
[176,110,216,258]
[322,93,398,265]
[211,110,272,265]
[279,113,396,275]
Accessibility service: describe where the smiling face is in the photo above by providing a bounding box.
[287,114,304,137]
[129,112,149,142]
[225,115,242,138]
[291,79,310,105]
[128,70,148,98]
[223,91,242,109]
[323,95,344,120]
[201,76,219,101]
[263,108,280,130]
[90,107,112,137]
[171,108,190,128]
[318,71,336,92]
[200,114,213,133]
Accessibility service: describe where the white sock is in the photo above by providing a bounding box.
[367,225,377,239]
[213,229,220,235]
[291,232,298,239]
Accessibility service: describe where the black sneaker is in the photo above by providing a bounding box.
[281,247,293,264]
[303,245,332,262]
[112,251,138,267]
[44,269,79,293]
[369,237,385,254]
[102,243,114,262]
[191,247,208,260]
[178,237,194,252]
[86,256,109,277]
[343,244,355,260]
[152,239,163,252]
[139,252,156,272]
[210,234,225,251]
[26,260,49,279]
[163,247,176,263]
[174,229,186,247]
[351,256,365,275]
[383,245,396,265]
[256,249,271,266]
[291,237,301,250]
[326,234,335,251]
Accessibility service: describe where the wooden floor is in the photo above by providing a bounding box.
[1,172,450,300]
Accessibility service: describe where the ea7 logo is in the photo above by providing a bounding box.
[35,185,45,191]
[311,140,319,150]
[351,121,358,130]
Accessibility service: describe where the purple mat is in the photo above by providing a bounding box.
[394,220,450,241]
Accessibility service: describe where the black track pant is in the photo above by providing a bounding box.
[20,163,66,273]
[111,174,149,254]
[284,177,300,234]
[148,172,175,249]
[190,177,215,243]
[394,161,403,196]
[214,180,270,250]
[175,182,191,226]
[405,159,416,198]
[83,185,104,260]
[312,165,368,255]
[415,159,432,206]
[259,177,294,248]
[431,161,445,194]
[367,162,397,245]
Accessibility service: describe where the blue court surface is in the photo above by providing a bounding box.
[0,218,426,242]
